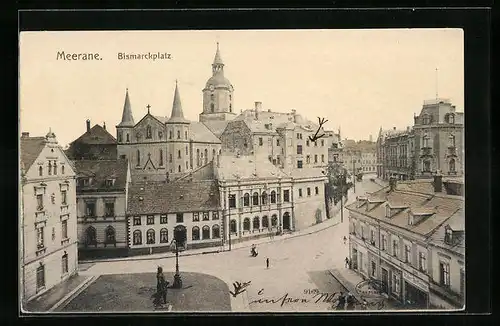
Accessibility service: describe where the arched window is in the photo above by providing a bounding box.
[85,226,97,246]
[422,114,431,125]
[192,226,200,241]
[137,150,140,166]
[169,131,173,139]
[230,219,237,233]
[159,149,164,166]
[423,160,431,172]
[449,135,456,147]
[39,166,43,176]
[48,162,52,175]
[261,192,268,205]
[243,218,250,231]
[315,186,319,195]
[185,131,188,139]
[186,161,188,169]
[449,159,456,173]
[262,216,269,228]
[204,149,208,164]
[270,191,277,204]
[160,228,169,243]
[202,225,210,239]
[211,103,215,113]
[118,132,123,142]
[447,113,455,124]
[126,133,130,142]
[53,163,57,175]
[177,130,181,139]
[219,149,221,155]
[212,149,216,159]
[169,154,172,163]
[178,165,181,172]
[212,225,220,238]
[271,215,278,227]
[178,150,181,159]
[186,146,188,155]
[243,193,250,207]
[146,125,152,139]
[253,216,260,229]
[133,230,142,245]
[197,149,200,167]
[146,229,155,244]
[252,192,259,206]
[105,226,115,244]
[61,165,65,174]
[422,135,429,148]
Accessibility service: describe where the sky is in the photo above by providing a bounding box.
[19,29,464,147]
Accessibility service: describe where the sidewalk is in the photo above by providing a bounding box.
[23,274,95,313]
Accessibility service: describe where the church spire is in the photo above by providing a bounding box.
[212,42,224,75]
[167,80,189,124]
[117,88,135,127]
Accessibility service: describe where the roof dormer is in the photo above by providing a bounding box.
[366,197,385,211]
[385,202,408,218]
[356,196,367,208]
[407,209,434,226]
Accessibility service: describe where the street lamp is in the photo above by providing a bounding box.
[172,239,183,289]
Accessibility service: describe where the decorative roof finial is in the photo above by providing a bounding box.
[146,104,151,114]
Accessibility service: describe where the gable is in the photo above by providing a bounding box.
[72,125,116,145]
[23,143,77,180]
[133,114,166,142]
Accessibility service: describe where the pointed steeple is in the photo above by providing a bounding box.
[212,42,225,75]
[167,80,189,124]
[117,88,135,127]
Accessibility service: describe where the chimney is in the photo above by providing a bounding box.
[21,132,29,138]
[86,119,91,132]
[254,101,262,119]
[393,126,396,130]
[433,171,443,193]
[103,122,106,130]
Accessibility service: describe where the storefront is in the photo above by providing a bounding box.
[403,271,429,309]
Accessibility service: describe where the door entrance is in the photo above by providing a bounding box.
[282,212,291,230]
[381,268,389,294]
[174,225,187,249]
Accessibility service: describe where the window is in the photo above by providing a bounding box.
[62,252,68,274]
[418,252,427,272]
[283,190,290,202]
[147,215,155,225]
[307,187,311,196]
[297,145,303,154]
[392,239,399,257]
[204,149,208,164]
[36,264,45,290]
[385,205,391,218]
[230,220,237,233]
[177,130,181,139]
[185,131,188,139]
[146,126,152,139]
[271,215,278,227]
[39,166,43,176]
[445,227,453,244]
[178,165,181,172]
[54,163,58,175]
[297,133,301,139]
[193,212,199,222]
[192,227,200,240]
[371,261,376,277]
[212,225,220,238]
[370,230,375,244]
[36,194,44,211]
[212,211,219,220]
[259,137,263,146]
[229,194,236,208]
[253,217,260,229]
[315,186,319,195]
[270,191,277,204]
[314,155,318,163]
[422,114,430,125]
[158,228,168,243]
[306,140,310,146]
[210,103,215,112]
[423,160,431,172]
[37,227,44,249]
[422,135,429,148]
[252,192,259,206]
[85,202,96,217]
[118,132,123,142]
[48,162,52,175]
[61,220,68,239]
[131,230,142,245]
[314,141,318,147]
[321,140,325,147]
[261,192,267,205]
[186,146,189,155]
[404,245,411,263]
[243,193,250,207]
[321,154,325,163]
[448,114,455,124]
[391,273,400,295]
[243,218,250,231]
[381,234,387,251]
[439,262,450,287]
[306,155,310,164]
[449,159,456,173]
[176,213,184,223]
[297,160,303,169]
[85,227,96,246]
[298,189,303,197]
[133,217,141,226]
[126,133,130,142]
[146,229,155,244]
[105,226,115,244]
[104,202,115,217]
[159,149,164,166]
[136,150,141,166]
[178,150,181,159]
[276,139,280,146]
[203,212,209,221]
[169,154,172,163]
[262,216,269,228]
[202,225,210,239]
[52,227,56,241]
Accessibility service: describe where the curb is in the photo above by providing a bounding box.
[48,275,99,312]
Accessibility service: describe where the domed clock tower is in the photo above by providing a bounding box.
[199,43,237,122]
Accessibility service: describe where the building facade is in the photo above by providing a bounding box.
[66,121,117,160]
[377,127,415,181]
[346,175,464,309]
[20,131,78,305]
[74,160,131,259]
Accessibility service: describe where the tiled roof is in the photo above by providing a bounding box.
[74,159,128,192]
[127,180,220,215]
[395,180,435,195]
[202,120,231,138]
[429,209,465,254]
[20,137,46,172]
[154,116,169,124]
[235,109,319,133]
[216,154,289,180]
[290,168,327,180]
[71,125,117,145]
[190,122,221,143]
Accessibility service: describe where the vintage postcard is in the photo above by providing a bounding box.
[19,29,464,313]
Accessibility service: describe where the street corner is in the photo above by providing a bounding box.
[60,271,231,312]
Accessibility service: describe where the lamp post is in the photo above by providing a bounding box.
[172,239,183,288]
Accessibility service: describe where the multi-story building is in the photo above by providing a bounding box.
[377,127,415,181]
[74,159,131,259]
[346,173,464,309]
[66,120,117,160]
[20,131,78,305]
[126,180,222,254]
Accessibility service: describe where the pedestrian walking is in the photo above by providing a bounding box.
[345,257,349,268]
[156,266,168,305]
[343,236,347,245]
[266,257,270,269]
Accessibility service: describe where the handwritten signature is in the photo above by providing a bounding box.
[229,281,252,298]
[308,117,329,142]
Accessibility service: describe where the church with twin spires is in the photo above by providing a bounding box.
[116,43,236,182]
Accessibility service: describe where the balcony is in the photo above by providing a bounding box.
[420,147,433,157]
[61,237,70,246]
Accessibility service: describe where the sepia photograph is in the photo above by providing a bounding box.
[19,28,465,313]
